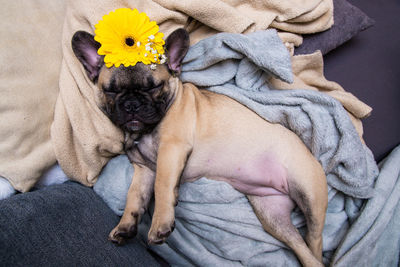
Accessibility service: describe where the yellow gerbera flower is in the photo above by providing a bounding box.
[94,8,165,68]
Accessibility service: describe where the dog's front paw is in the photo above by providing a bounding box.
[147,218,175,245]
[108,222,138,245]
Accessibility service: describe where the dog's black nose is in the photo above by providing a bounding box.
[123,100,138,113]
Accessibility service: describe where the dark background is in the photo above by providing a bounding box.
[323,0,400,161]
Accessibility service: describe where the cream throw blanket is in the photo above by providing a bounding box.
[48,0,370,188]
[0,0,65,192]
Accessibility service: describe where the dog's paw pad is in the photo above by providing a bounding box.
[108,232,126,245]
[148,221,175,245]
[108,224,138,245]
[157,221,175,238]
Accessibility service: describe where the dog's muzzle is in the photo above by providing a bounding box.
[124,120,143,132]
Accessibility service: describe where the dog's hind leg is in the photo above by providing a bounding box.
[287,169,327,263]
[109,164,155,244]
[247,195,323,267]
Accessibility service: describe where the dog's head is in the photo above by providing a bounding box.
[71,28,189,134]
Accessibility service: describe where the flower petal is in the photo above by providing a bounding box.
[94,8,166,68]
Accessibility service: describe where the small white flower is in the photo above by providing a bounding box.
[151,49,157,54]
[148,35,155,40]
[150,64,157,70]
[159,54,167,64]
[144,53,148,57]
[136,41,141,47]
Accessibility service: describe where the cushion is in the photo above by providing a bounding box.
[0,182,161,266]
[0,1,65,191]
[295,0,374,55]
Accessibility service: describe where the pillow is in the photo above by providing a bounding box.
[0,1,66,192]
[294,0,374,55]
[0,182,162,266]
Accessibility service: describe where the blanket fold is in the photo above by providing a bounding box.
[180,30,377,198]
[332,145,400,266]
[270,52,372,120]
[0,1,65,192]
[52,0,358,188]
[95,144,399,266]
[94,29,383,267]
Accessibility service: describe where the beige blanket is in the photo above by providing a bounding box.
[49,0,370,188]
[0,0,66,192]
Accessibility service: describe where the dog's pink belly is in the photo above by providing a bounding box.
[209,176,287,196]
[184,153,289,197]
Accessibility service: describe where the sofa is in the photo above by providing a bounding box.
[1,0,399,266]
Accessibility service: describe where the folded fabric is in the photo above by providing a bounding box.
[51,0,337,189]
[180,29,378,198]
[331,145,400,267]
[94,29,379,266]
[0,0,65,192]
[295,0,375,55]
[0,176,16,200]
[95,145,399,266]
[0,164,69,200]
[1,0,372,193]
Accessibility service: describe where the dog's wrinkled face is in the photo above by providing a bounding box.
[96,63,171,133]
[71,28,189,135]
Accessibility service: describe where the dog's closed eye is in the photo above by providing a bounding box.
[103,91,117,98]
[144,82,164,92]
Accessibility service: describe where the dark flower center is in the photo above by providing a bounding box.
[125,37,135,47]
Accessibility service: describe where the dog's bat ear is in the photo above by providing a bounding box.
[71,31,103,83]
[165,28,189,75]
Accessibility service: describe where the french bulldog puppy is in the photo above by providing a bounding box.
[72,28,327,267]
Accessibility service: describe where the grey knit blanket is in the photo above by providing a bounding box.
[94,30,400,266]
